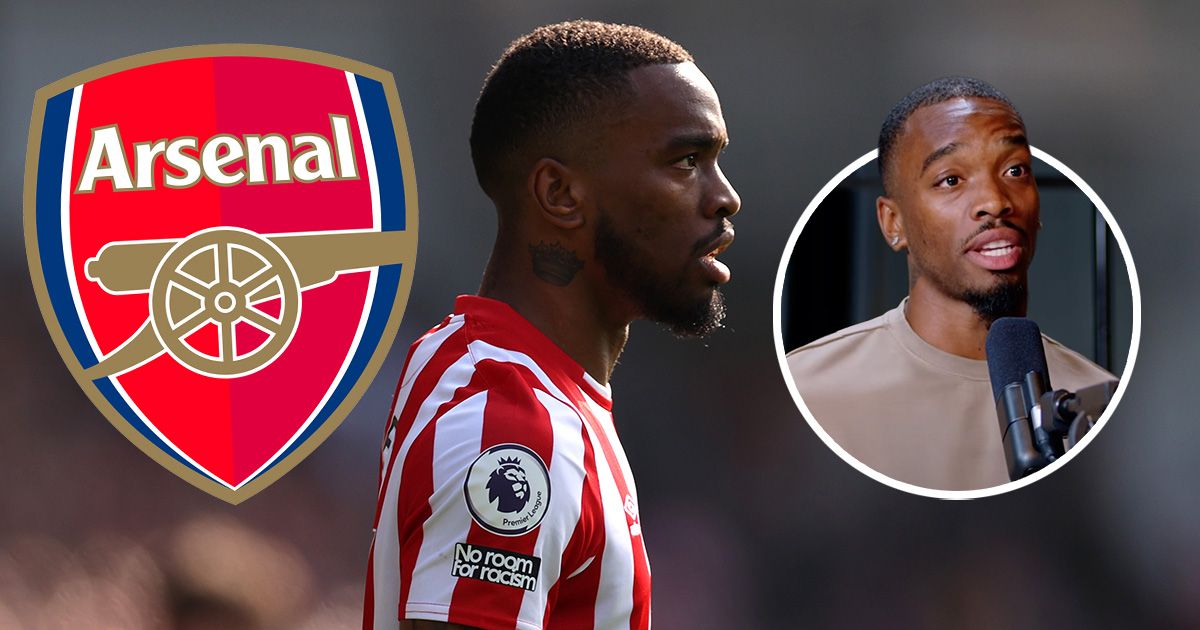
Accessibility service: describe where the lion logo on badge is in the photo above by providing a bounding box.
[465,444,550,536]
[23,45,418,503]
[487,456,531,514]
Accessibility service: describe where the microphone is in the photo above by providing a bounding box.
[986,318,1060,480]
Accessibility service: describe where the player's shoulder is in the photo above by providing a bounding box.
[400,306,544,386]
[785,310,892,367]
[395,302,589,462]
[1041,334,1118,383]
[409,324,578,438]
[395,311,471,387]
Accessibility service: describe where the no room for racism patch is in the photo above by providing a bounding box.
[451,543,542,592]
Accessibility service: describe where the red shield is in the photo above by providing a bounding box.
[24,46,418,503]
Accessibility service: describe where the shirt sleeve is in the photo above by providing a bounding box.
[396,369,591,630]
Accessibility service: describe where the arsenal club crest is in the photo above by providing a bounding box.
[22,45,418,503]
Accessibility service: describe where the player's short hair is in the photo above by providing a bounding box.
[470,20,693,199]
[878,76,1022,195]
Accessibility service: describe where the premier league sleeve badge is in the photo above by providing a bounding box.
[463,444,551,536]
[23,45,418,503]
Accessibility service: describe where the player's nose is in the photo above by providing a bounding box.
[706,165,741,219]
[971,173,1013,220]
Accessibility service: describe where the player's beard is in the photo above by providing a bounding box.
[965,279,1027,325]
[918,265,1027,325]
[594,212,726,338]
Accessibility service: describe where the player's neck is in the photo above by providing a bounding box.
[480,242,628,386]
[904,281,1026,360]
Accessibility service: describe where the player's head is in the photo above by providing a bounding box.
[472,21,741,337]
[875,76,1039,323]
[470,20,693,201]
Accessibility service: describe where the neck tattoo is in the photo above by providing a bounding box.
[529,241,583,286]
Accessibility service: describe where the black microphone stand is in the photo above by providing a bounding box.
[997,377,1118,481]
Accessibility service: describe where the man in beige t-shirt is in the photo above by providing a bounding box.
[787,77,1115,492]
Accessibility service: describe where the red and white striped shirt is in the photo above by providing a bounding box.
[366,296,652,629]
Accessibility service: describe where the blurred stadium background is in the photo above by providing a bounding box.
[1,2,1196,627]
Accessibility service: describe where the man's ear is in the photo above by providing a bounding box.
[877,195,907,251]
[529,157,586,230]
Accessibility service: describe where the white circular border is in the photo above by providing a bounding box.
[771,148,1142,500]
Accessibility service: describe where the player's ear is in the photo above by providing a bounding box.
[877,195,906,251]
[529,157,585,230]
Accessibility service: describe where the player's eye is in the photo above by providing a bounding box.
[936,175,961,188]
[673,154,698,170]
[1005,164,1029,177]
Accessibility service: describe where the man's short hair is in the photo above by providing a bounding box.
[469,20,693,199]
[877,76,1022,195]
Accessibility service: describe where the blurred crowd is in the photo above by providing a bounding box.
[1,268,366,629]
[0,517,356,629]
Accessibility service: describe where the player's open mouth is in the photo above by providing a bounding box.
[705,241,730,259]
[697,228,735,283]
[963,227,1025,271]
[979,240,1016,257]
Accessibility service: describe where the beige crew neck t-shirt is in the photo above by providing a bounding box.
[786,300,1116,491]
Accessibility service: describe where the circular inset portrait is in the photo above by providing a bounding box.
[772,78,1140,499]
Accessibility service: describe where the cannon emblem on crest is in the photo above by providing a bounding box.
[83,226,414,379]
